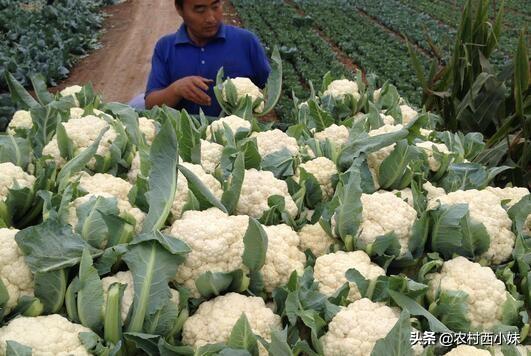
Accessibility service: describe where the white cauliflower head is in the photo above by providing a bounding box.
[427,189,515,265]
[250,129,299,157]
[359,191,417,255]
[400,104,418,124]
[236,169,298,219]
[138,116,157,145]
[366,124,403,189]
[298,223,336,257]
[0,228,34,311]
[484,186,530,208]
[7,110,33,134]
[182,292,281,355]
[0,314,92,356]
[0,163,35,201]
[444,345,491,356]
[42,115,118,169]
[323,79,361,101]
[314,251,385,302]
[321,298,400,356]
[69,107,85,120]
[427,256,507,330]
[415,141,451,171]
[200,139,223,174]
[296,157,337,199]
[59,85,83,106]
[77,172,132,202]
[206,115,251,140]
[313,124,350,146]
[222,77,264,112]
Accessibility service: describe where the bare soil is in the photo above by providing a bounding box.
[52,0,182,103]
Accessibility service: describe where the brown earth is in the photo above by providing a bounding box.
[52,0,182,103]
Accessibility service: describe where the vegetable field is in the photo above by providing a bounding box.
[0,0,530,355]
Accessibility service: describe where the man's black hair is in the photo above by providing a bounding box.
[175,0,183,7]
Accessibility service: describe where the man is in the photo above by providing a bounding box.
[140,0,271,116]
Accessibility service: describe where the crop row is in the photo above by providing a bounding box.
[231,0,352,123]
[292,0,429,105]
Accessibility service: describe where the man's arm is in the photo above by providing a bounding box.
[145,77,213,109]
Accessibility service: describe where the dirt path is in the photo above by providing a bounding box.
[53,0,182,103]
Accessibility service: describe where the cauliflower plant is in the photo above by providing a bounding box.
[250,129,299,157]
[376,188,414,208]
[321,298,401,356]
[0,228,34,311]
[101,271,179,322]
[298,223,336,257]
[200,139,223,174]
[182,293,281,355]
[59,85,82,106]
[366,124,403,189]
[427,256,508,330]
[323,79,361,101]
[77,172,132,202]
[444,345,490,356]
[426,188,515,265]
[415,141,451,171]
[0,162,35,201]
[222,77,264,112]
[295,157,337,199]
[42,115,118,169]
[236,169,298,219]
[7,110,32,134]
[484,186,530,207]
[400,104,418,124]
[313,124,350,146]
[205,115,251,141]
[314,251,385,302]
[69,107,85,120]
[0,314,92,356]
[138,116,157,145]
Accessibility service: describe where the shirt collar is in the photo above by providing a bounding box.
[174,23,226,45]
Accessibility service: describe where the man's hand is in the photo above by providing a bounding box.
[171,76,213,106]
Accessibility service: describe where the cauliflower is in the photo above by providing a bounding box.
[127,152,142,183]
[314,251,385,302]
[427,256,507,330]
[250,129,299,157]
[376,188,414,208]
[77,172,132,202]
[70,107,85,120]
[138,116,157,145]
[0,314,92,356]
[323,79,361,101]
[205,115,251,140]
[372,88,382,102]
[400,104,418,124]
[222,77,264,112]
[101,271,179,322]
[484,186,530,208]
[426,189,515,265]
[366,124,403,189]
[295,157,337,199]
[415,141,451,171]
[298,223,336,257]
[380,113,395,125]
[261,224,306,292]
[0,162,36,201]
[444,345,490,356]
[169,208,248,297]
[59,85,83,106]
[7,110,32,134]
[200,139,223,174]
[182,293,281,355]
[313,124,350,145]
[42,115,118,169]
[321,298,401,356]
[358,191,417,255]
[236,169,298,219]
[0,228,34,311]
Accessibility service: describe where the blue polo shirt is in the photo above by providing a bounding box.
[145,23,271,117]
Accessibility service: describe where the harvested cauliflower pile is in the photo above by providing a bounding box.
[101,271,179,322]
[200,139,223,174]
[182,293,281,355]
[77,172,132,202]
[0,162,35,200]
[296,157,337,199]
[7,110,32,134]
[314,251,385,302]
[0,314,92,356]
[321,298,400,355]
[42,115,117,168]
[444,345,491,356]
[323,79,360,101]
[298,223,336,257]
[0,228,34,311]
[366,124,403,189]
[206,115,251,140]
[169,209,304,297]
[313,124,350,145]
[427,256,507,330]
[426,186,515,265]
[415,141,451,171]
[237,169,298,219]
[358,191,417,255]
[250,129,299,157]
[223,77,264,112]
